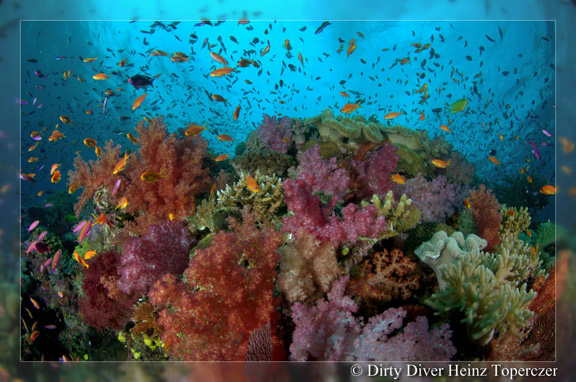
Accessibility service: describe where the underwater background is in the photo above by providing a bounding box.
[18,19,558,362]
[1,0,576,380]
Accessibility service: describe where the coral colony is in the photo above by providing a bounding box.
[21,20,556,362]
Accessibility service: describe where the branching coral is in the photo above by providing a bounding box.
[277,230,340,304]
[148,208,285,361]
[348,248,422,304]
[457,208,477,236]
[362,191,421,239]
[217,171,285,224]
[117,220,196,296]
[425,249,537,346]
[469,184,502,251]
[232,150,295,178]
[499,206,531,238]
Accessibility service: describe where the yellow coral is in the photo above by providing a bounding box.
[364,190,421,239]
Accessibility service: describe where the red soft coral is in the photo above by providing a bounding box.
[148,208,285,360]
[78,250,138,330]
[469,184,502,251]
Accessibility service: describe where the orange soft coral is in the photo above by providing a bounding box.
[468,184,502,251]
[348,248,421,305]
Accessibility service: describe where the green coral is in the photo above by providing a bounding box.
[301,139,343,159]
[232,150,295,178]
[457,208,477,236]
[414,231,488,289]
[499,206,531,238]
[426,249,537,346]
[381,125,430,156]
[394,143,432,177]
[492,233,546,283]
[362,190,421,239]
[304,109,383,144]
[403,222,456,258]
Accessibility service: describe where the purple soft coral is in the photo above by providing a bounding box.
[118,220,195,296]
[255,114,292,153]
[351,143,399,200]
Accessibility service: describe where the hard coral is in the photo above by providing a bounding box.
[469,185,502,251]
[148,208,285,361]
[117,220,195,296]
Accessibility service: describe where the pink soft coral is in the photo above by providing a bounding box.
[255,114,292,153]
[350,143,399,200]
[296,145,350,199]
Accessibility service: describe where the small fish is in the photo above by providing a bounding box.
[49,130,65,141]
[28,220,40,232]
[73,250,89,268]
[540,185,556,195]
[68,183,80,194]
[215,154,230,161]
[51,170,61,183]
[77,220,92,244]
[390,174,406,184]
[21,174,36,183]
[116,196,128,209]
[210,51,228,65]
[149,49,169,57]
[118,58,127,67]
[315,21,331,34]
[464,198,471,209]
[449,99,468,113]
[506,209,516,217]
[43,203,54,208]
[83,57,98,62]
[341,101,362,114]
[542,129,552,137]
[233,105,241,121]
[111,179,121,197]
[527,175,533,183]
[141,169,165,183]
[260,45,270,57]
[85,110,93,115]
[127,133,139,145]
[217,134,234,142]
[83,138,97,148]
[346,43,356,60]
[92,73,109,80]
[431,159,451,168]
[499,134,503,141]
[529,140,541,159]
[419,112,425,121]
[245,174,260,192]
[185,123,208,136]
[211,94,228,104]
[52,249,62,271]
[340,91,350,97]
[210,183,216,195]
[59,115,71,124]
[384,112,402,119]
[50,163,61,175]
[113,152,131,174]
[488,156,501,165]
[84,250,97,260]
[30,297,40,309]
[132,93,148,110]
[210,67,236,77]
[439,125,451,133]
[30,331,40,342]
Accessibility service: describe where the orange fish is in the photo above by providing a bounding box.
[28,157,38,163]
[390,174,406,184]
[488,156,501,165]
[212,94,228,104]
[59,115,72,124]
[127,133,139,145]
[94,146,103,157]
[210,67,236,77]
[73,251,89,268]
[50,163,61,175]
[527,175,533,183]
[84,250,97,260]
[85,110,93,115]
[284,39,292,50]
[30,331,40,342]
[83,138,97,148]
[540,185,556,195]
[431,159,451,168]
[51,170,61,183]
[217,134,234,142]
[419,112,425,121]
[215,154,230,162]
[113,152,130,174]
[83,57,98,63]
[49,130,66,141]
[30,297,40,309]
[245,79,253,85]
[118,59,127,67]
[233,105,241,121]
[260,45,270,57]
[346,43,356,60]
[210,51,228,65]
[132,93,147,110]
[68,183,80,194]
[415,83,427,94]
[400,58,410,65]
[384,112,402,120]
[340,91,350,97]
[464,198,471,209]
[439,125,451,133]
[245,174,260,192]
[506,209,516,217]
[185,123,208,136]
[210,183,216,195]
[92,73,108,80]
[149,49,169,57]
[298,52,304,66]
[141,169,165,183]
[116,196,128,209]
[341,101,362,114]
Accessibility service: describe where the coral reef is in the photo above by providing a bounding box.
[499,206,531,238]
[382,125,431,156]
[304,109,383,145]
[468,184,502,251]
[394,143,432,177]
[403,222,456,257]
[414,231,488,289]
[232,150,295,177]
[117,220,195,296]
[445,150,476,186]
[457,207,477,236]
[277,230,340,303]
[148,208,285,361]
[363,191,421,239]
